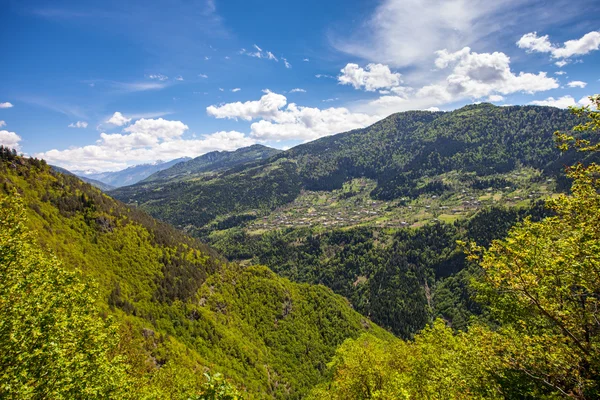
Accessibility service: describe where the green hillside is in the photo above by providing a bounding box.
[0,153,389,399]
[140,144,282,183]
[111,104,590,238]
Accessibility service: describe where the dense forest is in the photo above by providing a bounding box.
[0,149,389,399]
[209,203,550,338]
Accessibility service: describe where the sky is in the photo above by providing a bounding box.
[0,0,599,172]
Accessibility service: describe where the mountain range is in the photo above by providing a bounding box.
[74,157,191,188]
[111,103,590,237]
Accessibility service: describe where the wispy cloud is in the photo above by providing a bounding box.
[110,81,168,93]
[148,74,169,81]
[18,96,87,119]
[68,121,88,128]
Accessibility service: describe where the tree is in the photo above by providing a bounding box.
[0,193,131,399]
[468,95,600,398]
[193,373,243,400]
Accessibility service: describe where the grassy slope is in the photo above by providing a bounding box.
[1,157,390,399]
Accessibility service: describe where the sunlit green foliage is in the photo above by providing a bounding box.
[0,194,130,399]
[0,155,386,399]
[308,320,503,400]
[466,96,600,398]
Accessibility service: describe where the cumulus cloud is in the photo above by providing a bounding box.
[555,71,566,75]
[0,121,5,128]
[338,63,403,91]
[303,58,310,62]
[68,121,88,128]
[0,102,14,108]
[107,112,132,126]
[199,73,208,78]
[35,116,256,171]
[354,47,558,115]
[207,91,288,121]
[424,47,558,99]
[517,31,600,59]
[0,130,21,150]
[175,76,184,81]
[206,91,380,141]
[289,88,306,93]
[530,95,591,108]
[567,80,587,88]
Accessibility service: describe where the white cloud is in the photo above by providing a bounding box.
[206,91,380,141]
[303,58,310,62]
[429,47,558,98]
[555,71,566,75]
[111,81,167,93]
[231,88,241,92]
[35,116,255,171]
[516,32,553,54]
[0,130,21,149]
[355,47,558,115]
[240,45,279,62]
[175,76,184,81]
[338,63,403,91]
[315,74,334,79]
[0,102,14,108]
[487,94,504,102]
[554,60,569,68]
[426,107,440,111]
[322,98,339,102]
[567,80,587,88]
[0,121,5,128]
[68,121,88,128]
[517,31,600,59]
[207,91,288,121]
[530,95,591,108]
[218,88,224,92]
[332,0,546,69]
[283,58,291,68]
[148,74,169,81]
[199,74,208,78]
[107,112,132,126]
[289,88,306,93]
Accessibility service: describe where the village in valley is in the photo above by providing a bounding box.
[243,167,556,233]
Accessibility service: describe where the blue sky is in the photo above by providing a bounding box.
[1,0,599,171]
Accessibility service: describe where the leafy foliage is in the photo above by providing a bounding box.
[0,156,388,399]
[0,194,130,399]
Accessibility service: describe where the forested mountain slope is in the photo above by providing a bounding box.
[0,153,389,399]
[111,104,589,237]
[141,144,282,183]
[52,165,116,191]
